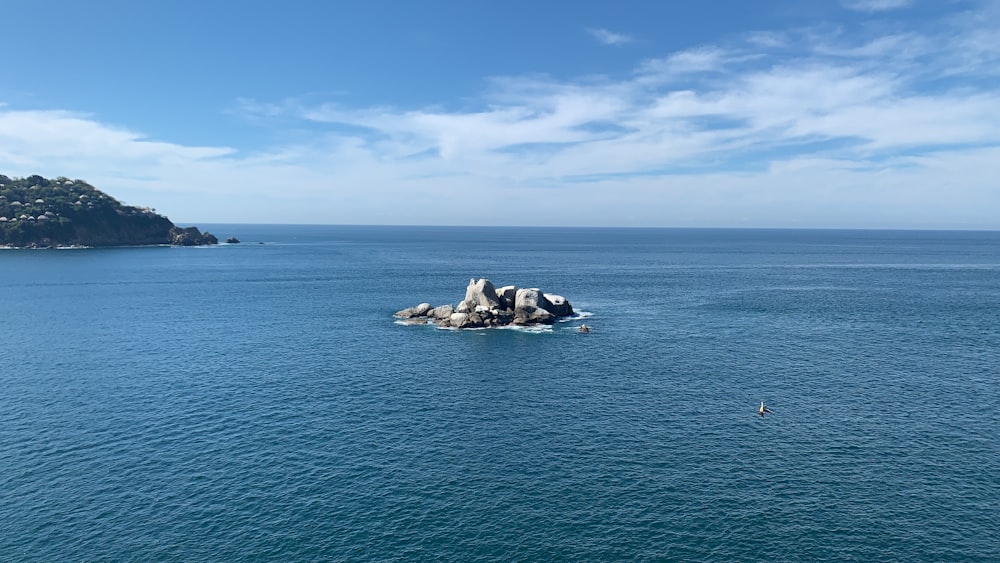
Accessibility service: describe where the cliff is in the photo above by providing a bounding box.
[0,174,216,248]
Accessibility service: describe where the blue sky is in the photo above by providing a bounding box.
[1,0,998,228]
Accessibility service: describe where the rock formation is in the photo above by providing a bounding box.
[395,278,575,329]
[170,226,219,246]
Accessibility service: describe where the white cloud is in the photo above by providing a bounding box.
[842,0,912,12]
[0,110,232,163]
[744,31,789,49]
[586,28,633,46]
[813,33,928,60]
[637,47,742,80]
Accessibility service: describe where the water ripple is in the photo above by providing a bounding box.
[2,228,999,561]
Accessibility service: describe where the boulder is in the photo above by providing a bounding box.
[513,288,556,325]
[395,302,432,318]
[462,278,501,310]
[429,304,455,319]
[495,285,517,311]
[466,311,487,328]
[491,308,514,326]
[449,312,487,329]
[544,293,574,317]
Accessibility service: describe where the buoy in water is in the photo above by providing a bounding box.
[758,401,773,417]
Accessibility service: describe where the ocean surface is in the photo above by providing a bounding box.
[1,226,998,561]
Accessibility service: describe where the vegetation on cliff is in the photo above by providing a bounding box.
[0,174,216,247]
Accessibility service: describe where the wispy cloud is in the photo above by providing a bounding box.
[635,47,756,82]
[587,28,634,46]
[842,0,912,12]
[0,110,232,162]
[744,31,788,49]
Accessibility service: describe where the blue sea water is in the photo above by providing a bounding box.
[1,226,998,561]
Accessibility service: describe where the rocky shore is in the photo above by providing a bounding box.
[395,278,575,329]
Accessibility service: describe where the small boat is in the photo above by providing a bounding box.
[578,324,590,333]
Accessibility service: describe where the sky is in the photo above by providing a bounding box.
[1,0,998,228]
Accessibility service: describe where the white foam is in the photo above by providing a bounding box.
[557,311,593,322]
[498,324,553,333]
[396,317,578,333]
[394,319,435,327]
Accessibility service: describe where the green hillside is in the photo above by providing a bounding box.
[0,174,216,247]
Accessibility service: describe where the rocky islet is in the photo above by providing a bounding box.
[395,277,576,329]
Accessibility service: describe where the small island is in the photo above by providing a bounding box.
[0,174,217,248]
[395,278,576,329]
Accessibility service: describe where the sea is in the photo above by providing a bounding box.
[1,225,997,562]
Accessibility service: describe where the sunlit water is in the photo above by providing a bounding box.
[2,226,998,561]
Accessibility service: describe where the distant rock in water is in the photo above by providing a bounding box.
[225,236,241,244]
[0,173,218,248]
[170,226,219,246]
[395,277,576,329]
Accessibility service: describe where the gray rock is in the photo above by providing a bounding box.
[395,302,433,318]
[466,311,487,328]
[496,285,516,311]
[492,309,515,326]
[462,278,501,311]
[448,312,469,328]
[513,288,556,325]
[543,293,574,317]
[429,304,454,319]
